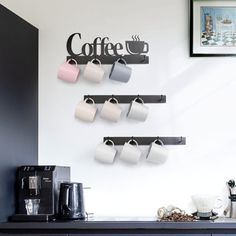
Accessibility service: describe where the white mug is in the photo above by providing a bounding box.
[127,97,149,122]
[75,98,97,122]
[119,139,142,164]
[95,140,117,164]
[146,139,169,164]
[84,58,105,83]
[191,194,223,216]
[100,97,122,122]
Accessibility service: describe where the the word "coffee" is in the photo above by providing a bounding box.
[67,33,124,57]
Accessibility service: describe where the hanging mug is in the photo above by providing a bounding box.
[75,98,97,122]
[119,139,142,164]
[95,139,117,164]
[146,138,169,164]
[127,97,149,122]
[57,59,80,83]
[84,58,105,83]
[100,97,122,122]
[109,58,132,83]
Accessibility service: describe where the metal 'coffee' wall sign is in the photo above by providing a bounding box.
[66,33,149,64]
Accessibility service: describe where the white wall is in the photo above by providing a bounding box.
[1,0,236,217]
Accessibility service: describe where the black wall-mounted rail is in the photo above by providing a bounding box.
[84,95,166,104]
[67,55,149,65]
[103,137,186,146]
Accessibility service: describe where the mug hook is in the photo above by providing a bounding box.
[141,55,146,62]
[109,95,119,104]
[67,58,78,66]
[135,95,144,104]
[91,57,101,65]
[128,137,138,146]
[104,139,115,147]
[84,95,91,100]
[154,137,164,146]
[179,136,184,144]
[117,56,127,65]
[84,95,95,105]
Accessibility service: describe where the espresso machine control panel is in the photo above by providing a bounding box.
[21,166,56,172]
[20,167,55,196]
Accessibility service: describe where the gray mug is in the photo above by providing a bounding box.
[109,58,132,83]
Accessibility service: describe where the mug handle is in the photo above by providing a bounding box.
[108,97,119,104]
[67,58,78,66]
[84,97,95,105]
[154,138,164,146]
[142,42,149,53]
[117,58,127,65]
[134,97,144,104]
[91,58,102,66]
[214,197,223,209]
[128,139,138,147]
[104,139,115,147]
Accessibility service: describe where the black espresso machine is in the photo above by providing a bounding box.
[11,166,70,222]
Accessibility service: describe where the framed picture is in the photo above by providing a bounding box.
[190,0,236,56]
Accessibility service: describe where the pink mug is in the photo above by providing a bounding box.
[57,59,80,83]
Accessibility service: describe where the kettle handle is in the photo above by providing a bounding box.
[63,185,71,212]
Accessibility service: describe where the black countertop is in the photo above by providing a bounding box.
[1,217,236,234]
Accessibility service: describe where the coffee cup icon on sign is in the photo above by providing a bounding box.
[125,35,149,55]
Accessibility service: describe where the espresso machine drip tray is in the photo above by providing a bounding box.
[10,214,56,222]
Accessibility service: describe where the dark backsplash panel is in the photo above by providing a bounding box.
[0,4,38,222]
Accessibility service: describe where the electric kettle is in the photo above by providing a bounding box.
[58,182,85,220]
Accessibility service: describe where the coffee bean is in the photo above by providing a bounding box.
[160,212,196,222]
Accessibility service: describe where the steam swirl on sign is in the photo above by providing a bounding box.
[132,35,140,41]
